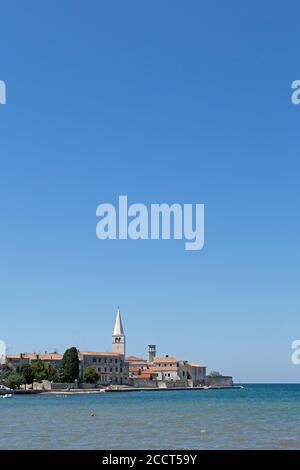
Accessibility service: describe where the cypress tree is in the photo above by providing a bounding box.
[61,347,79,382]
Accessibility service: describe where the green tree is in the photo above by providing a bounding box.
[208,370,222,377]
[16,364,34,389]
[5,372,24,390]
[31,360,48,382]
[0,363,13,382]
[46,363,60,382]
[61,347,79,382]
[83,367,100,384]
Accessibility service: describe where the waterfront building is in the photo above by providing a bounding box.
[6,352,63,369]
[151,356,180,381]
[79,351,129,385]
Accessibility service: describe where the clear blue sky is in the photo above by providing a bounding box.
[1,1,299,382]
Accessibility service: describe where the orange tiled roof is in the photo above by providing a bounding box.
[80,351,122,357]
[152,357,177,364]
[129,366,142,372]
[126,356,146,362]
[150,366,178,372]
[129,361,148,365]
[6,353,63,360]
[139,372,153,378]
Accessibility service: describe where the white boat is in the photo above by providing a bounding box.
[0,385,13,397]
[0,384,12,392]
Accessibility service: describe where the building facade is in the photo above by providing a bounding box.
[79,351,129,385]
[6,353,63,369]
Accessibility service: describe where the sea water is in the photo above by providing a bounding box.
[1,384,300,449]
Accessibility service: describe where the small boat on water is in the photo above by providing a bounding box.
[1,394,13,399]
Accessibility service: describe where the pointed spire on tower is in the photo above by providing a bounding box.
[113,308,124,336]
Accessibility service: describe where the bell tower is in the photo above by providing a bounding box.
[112,308,126,356]
[148,345,156,363]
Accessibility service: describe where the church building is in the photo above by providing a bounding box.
[79,308,129,385]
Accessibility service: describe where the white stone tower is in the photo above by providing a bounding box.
[112,308,126,356]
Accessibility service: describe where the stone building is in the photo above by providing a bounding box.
[79,351,129,385]
[151,356,206,385]
[151,356,181,381]
[185,361,206,385]
[6,352,63,369]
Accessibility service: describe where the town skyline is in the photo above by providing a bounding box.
[3,306,300,384]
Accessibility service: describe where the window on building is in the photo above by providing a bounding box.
[110,368,112,372]
[115,359,118,363]
[104,367,107,372]
[92,357,96,363]
[115,368,118,372]
[120,367,123,372]
[98,367,100,372]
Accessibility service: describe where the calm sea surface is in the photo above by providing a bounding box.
[1,384,300,449]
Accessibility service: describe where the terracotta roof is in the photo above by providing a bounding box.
[126,356,147,363]
[152,357,177,364]
[139,372,153,378]
[36,354,63,360]
[79,351,122,357]
[129,361,148,366]
[129,366,142,372]
[150,366,178,372]
[7,353,63,360]
[126,356,144,361]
